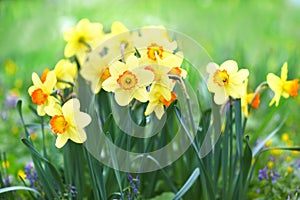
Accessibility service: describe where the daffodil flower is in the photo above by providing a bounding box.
[241,79,261,117]
[102,55,154,106]
[134,26,177,64]
[145,84,177,119]
[64,18,104,65]
[206,60,249,105]
[53,59,77,89]
[28,71,57,116]
[267,62,299,106]
[45,98,91,148]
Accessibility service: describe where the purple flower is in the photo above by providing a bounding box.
[24,161,38,188]
[126,173,140,199]
[297,160,300,169]
[2,175,12,186]
[270,170,281,183]
[4,93,18,109]
[287,195,291,200]
[258,166,268,181]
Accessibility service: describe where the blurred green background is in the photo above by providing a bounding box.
[0,0,300,194]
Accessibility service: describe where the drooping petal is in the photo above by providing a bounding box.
[55,133,69,148]
[154,104,165,119]
[213,87,227,105]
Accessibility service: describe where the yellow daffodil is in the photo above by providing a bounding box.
[64,18,104,65]
[241,79,261,117]
[45,98,91,148]
[102,55,154,106]
[28,71,57,116]
[134,26,177,64]
[206,60,249,105]
[267,62,299,106]
[17,170,26,180]
[101,21,137,59]
[144,84,177,119]
[53,59,77,89]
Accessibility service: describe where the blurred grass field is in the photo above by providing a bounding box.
[0,0,300,197]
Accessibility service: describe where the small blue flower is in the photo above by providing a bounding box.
[258,166,268,181]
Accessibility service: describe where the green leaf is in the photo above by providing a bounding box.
[0,186,42,197]
[148,192,175,200]
[173,168,200,200]
[252,117,286,157]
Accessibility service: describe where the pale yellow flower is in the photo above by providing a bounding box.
[102,55,154,106]
[64,18,104,65]
[206,60,249,105]
[45,98,91,148]
[53,59,78,89]
[267,62,299,106]
[145,84,177,119]
[134,26,177,64]
[28,71,57,116]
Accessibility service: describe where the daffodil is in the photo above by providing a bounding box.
[206,60,249,105]
[144,84,177,119]
[134,26,177,64]
[45,98,91,148]
[241,79,261,117]
[28,71,57,116]
[53,59,77,89]
[64,18,104,65]
[267,62,299,106]
[102,55,154,106]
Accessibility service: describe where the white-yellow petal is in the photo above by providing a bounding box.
[114,90,132,106]
[55,133,69,148]
[220,60,238,74]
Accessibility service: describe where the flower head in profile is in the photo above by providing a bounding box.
[53,59,77,89]
[45,98,91,148]
[102,55,154,106]
[144,84,177,119]
[241,79,261,117]
[206,60,249,105]
[28,71,57,116]
[64,18,104,64]
[267,62,299,106]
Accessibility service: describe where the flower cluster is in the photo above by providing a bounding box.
[125,173,140,200]
[28,52,91,149]
[258,166,281,183]
[63,19,187,119]
[207,60,299,116]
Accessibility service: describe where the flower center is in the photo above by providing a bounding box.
[213,69,229,86]
[147,43,163,61]
[100,67,111,81]
[159,92,177,107]
[284,79,299,98]
[41,68,50,83]
[50,115,69,134]
[31,88,48,105]
[117,71,138,90]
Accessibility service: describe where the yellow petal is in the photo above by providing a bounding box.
[126,55,139,70]
[62,98,80,117]
[111,21,129,34]
[206,62,219,74]
[132,87,149,102]
[55,133,69,148]
[230,69,249,84]
[267,73,283,94]
[102,77,118,92]
[67,126,87,144]
[114,89,132,106]
[220,60,238,74]
[280,62,288,81]
[32,73,43,89]
[74,111,92,128]
[213,87,227,105]
[44,71,57,92]
[134,68,154,86]
[44,103,62,116]
[154,104,165,119]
